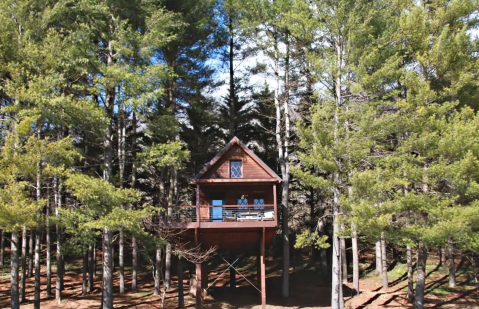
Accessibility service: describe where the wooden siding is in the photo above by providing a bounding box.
[199,184,274,221]
[202,145,272,179]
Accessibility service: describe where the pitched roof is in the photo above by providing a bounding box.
[191,136,281,183]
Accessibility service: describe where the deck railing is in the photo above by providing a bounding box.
[200,204,275,222]
[169,204,275,223]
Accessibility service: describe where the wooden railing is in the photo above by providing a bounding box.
[170,204,275,223]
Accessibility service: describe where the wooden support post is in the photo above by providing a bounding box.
[230,254,236,291]
[257,253,261,289]
[196,262,202,309]
[178,257,184,309]
[260,228,266,309]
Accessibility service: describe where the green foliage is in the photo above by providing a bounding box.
[138,140,190,169]
[294,230,330,250]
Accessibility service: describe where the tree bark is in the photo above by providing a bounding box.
[11,231,20,309]
[414,242,427,309]
[341,237,348,283]
[228,12,235,138]
[82,249,88,295]
[21,226,27,303]
[178,257,184,308]
[131,111,138,291]
[154,248,162,295]
[331,177,344,309]
[381,232,388,289]
[102,228,113,309]
[165,244,172,290]
[407,245,414,303]
[119,230,125,294]
[352,225,359,295]
[93,243,96,276]
[89,245,94,292]
[101,40,115,308]
[34,231,40,309]
[448,238,456,288]
[28,231,34,277]
[55,176,63,303]
[34,164,41,309]
[0,229,4,268]
[118,107,125,295]
[331,36,344,309]
[376,241,382,275]
[46,188,52,297]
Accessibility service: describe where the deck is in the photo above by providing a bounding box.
[167,204,277,229]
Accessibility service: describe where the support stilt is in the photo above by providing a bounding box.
[230,258,236,290]
[196,262,202,309]
[257,253,261,289]
[260,228,266,309]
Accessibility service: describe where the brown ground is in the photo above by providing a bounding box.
[0,248,478,309]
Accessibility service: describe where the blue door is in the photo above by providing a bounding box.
[211,199,224,222]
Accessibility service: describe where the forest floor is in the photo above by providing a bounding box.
[0,246,478,309]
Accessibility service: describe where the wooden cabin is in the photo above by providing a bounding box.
[169,137,281,309]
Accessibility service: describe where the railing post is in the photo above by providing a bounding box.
[273,184,277,222]
[196,185,200,225]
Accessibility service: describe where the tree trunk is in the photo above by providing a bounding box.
[89,245,94,292]
[381,232,388,289]
[376,241,382,275]
[93,243,96,276]
[178,257,184,308]
[102,228,113,309]
[11,231,20,309]
[118,107,125,295]
[34,165,41,309]
[112,239,115,272]
[46,189,52,297]
[0,230,4,269]
[165,167,175,291]
[448,238,456,288]
[331,36,344,309]
[102,43,115,307]
[132,237,138,291]
[34,231,40,309]
[21,226,27,303]
[228,12,235,138]
[55,176,62,303]
[82,249,88,295]
[131,111,138,292]
[407,245,414,303]
[165,244,172,290]
[119,230,125,294]
[154,248,162,295]
[28,231,34,277]
[352,225,359,295]
[331,194,343,309]
[341,237,348,283]
[414,242,427,309]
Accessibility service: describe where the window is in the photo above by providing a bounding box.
[253,197,265,210]
[237,194,248,210]
[230,160,242,178]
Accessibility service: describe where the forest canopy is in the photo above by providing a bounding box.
[0,0,478,309]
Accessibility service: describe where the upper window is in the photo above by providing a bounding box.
[230,160,242,178]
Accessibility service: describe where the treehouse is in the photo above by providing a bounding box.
[169,137,281,309]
